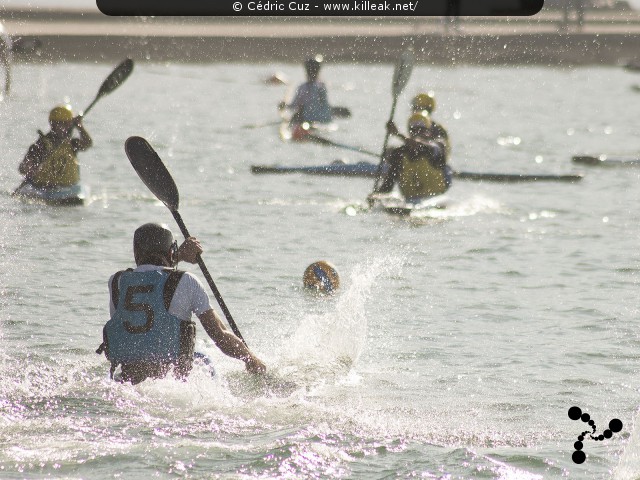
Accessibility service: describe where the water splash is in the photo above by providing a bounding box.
[276,257,402,383]
[613,409,640,480]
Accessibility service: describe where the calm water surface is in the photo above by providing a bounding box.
[1,62,640,479]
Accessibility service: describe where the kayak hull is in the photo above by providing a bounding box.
[279,121,338,142]
[251,161,583,183]
[111,352,216,383]
[572,155,640,166]
[371,194,448,216]
[13,182,89,206]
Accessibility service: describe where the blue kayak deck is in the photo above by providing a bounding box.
[251,161,584,183]
[12,182,89,206]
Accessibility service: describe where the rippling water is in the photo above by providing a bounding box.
[1,61,640,479]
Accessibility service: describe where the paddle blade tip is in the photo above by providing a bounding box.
[124,136,180,211]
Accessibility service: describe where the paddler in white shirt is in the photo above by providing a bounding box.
[97,223,266,385]
[278,55,333,125]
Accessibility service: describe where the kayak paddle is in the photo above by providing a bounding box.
[306,133,378,158]
[330,106,351,119]
[242,106,351,129]
[372,50,415,193]
[124,136,247,346]
[82,58,134,116]
[241,120,282,130]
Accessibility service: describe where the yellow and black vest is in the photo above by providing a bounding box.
[31,134,80,188]
[399,152,449,199]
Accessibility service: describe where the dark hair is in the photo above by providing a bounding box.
[135,251,172,267]
[133,223,176,267]
[304,57,321,78]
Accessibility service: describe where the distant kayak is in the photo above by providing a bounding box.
[279,121,338,142]
[278,106,350,142]
[12,181,89,206]
[624,61,640,72]
[251,160,584,183]
[572,155,640,166]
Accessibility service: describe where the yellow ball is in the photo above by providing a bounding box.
[303,261,340,294]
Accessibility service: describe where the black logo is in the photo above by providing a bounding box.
[568,406,623,464]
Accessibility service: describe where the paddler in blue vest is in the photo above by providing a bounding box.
[278,56,333,133]
[411,92,451,158]
[18,105,92,188]
[370,112,452,204]
[97,223,266,385]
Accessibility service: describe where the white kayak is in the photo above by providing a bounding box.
[13,181,89,206]
[370,194,449,216]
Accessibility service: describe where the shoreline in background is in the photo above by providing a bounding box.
[1,8,640,65]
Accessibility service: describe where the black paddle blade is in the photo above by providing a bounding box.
[99,58,134,97]
[331,106,352,119]
[125,136,179,211]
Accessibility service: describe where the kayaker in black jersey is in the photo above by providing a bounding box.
[411,92,451,158]
[370,112,452,204]
[97,223,266,385]
[18,105,92,188]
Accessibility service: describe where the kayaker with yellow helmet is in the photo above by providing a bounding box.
[278,55,333,125]
[371,112,451,203]
[18,104,92,188]
[411,92,451,156]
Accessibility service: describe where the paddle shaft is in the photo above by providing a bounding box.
[82,96,101,117]
[372,50,414,194]
[373,95,400,191]
[170,208,247,345]
[242,120,282,130]
[307,133,378,158]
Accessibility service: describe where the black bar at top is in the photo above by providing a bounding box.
[97,0,544,16]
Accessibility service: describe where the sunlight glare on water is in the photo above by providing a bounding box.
[0,61,639,478]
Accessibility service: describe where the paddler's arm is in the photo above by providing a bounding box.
[372,148,401,194]
[412,139,447,168]
[279,82,306,112]
[198,309,267,374]
[386,120,402,139]
[387,121,447,168]
[18,136,45,177]
[71,115,92,151]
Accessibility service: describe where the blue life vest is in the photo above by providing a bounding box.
[97,269,195,378]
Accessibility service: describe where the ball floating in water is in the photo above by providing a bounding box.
[303,261,340,294]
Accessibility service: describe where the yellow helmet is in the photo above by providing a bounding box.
[411,92,436,114]
[407,112,432,131]
[49,105,74,123]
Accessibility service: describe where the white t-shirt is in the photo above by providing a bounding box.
[108,265,212,321]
